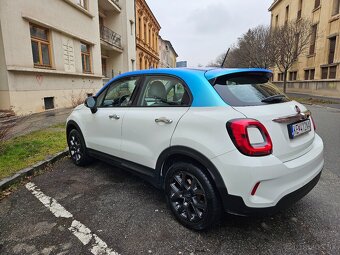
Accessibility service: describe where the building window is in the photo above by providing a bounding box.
[277,72,285,81]
[328,37,337,64]
[285,5,289,25]
[289,71,297,81]
[102,58,107,77]
[149,28,151,46]
[275,15,279,27]
[309,24,317,55]
[30,24,51,68]
[321,67,328,79]
[297,0,303,19]
[333,0,340,15]
[320,66,337,79]
[138,18,142,38]
[304,69,315,80]
[81,42,91,73]
[330,66,337,78]
[76,0,87,9]
[144,24,147,42]
[314,0,320,9]
[44,97,54,110]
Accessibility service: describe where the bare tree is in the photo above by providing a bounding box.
[209,25,275,69]
[271,18,312,93]
[234,25,275,68]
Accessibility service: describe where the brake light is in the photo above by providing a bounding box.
[226,119,273,156]
[310,116,316,131]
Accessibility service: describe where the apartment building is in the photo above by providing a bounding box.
[269,0,340,97]
[136,0,161,70]
[0,0,136,114]
[158,36,178,68]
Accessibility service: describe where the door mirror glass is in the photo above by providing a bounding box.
[85,96,97,113]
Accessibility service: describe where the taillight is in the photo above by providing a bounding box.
[226,119,273,156]
[310,116,316,130]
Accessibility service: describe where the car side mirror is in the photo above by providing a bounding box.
[85,96,98,114]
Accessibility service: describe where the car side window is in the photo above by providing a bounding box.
[100,77,139,107]
[137,76,191,107]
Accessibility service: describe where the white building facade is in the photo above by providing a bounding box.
[0,0,136,114]
[158,36,178,68]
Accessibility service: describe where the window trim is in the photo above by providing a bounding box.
[76,0,87,10]
[30,23,52,68]
[81,42,92,74]
[133,74,193,108]
[96,76,143,108]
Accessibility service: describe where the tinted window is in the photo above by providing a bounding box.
[212,73,290,106]
[137,76,191,107]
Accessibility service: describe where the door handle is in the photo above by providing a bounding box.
[109,114,120,120]
[155,117,173,124]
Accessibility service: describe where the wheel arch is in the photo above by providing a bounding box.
[66,120,83,138]
[156,146,229,209]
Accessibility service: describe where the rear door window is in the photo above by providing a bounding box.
[212,72,291,106]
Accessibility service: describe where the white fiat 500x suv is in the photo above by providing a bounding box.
[66,68,324,230]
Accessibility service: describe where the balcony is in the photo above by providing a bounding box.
[98,0,121,12]
[100,25,122,51]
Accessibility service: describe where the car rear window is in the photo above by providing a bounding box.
[211,72,291,106]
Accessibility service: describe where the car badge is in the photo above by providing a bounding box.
[295,105,301,114]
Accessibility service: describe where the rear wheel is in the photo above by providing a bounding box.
[165,162,222,230]
[67,129,92,166]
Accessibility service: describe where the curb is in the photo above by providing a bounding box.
[0,149,69,191]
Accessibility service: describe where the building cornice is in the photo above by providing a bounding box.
[7,66,103,78]
[137,0,161,30]
[268,0,282,11]
[136,44,160,61]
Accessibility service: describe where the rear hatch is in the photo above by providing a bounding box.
[207,69,315,162]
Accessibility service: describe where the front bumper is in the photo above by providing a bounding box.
[211,134,324,213]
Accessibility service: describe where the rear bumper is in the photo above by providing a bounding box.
[211,134,324,212]
[224,171,322,216]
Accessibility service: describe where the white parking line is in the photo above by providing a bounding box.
[25,182,120,255]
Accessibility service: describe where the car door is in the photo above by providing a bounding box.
[121,75,191,169]
[83,76,140,157]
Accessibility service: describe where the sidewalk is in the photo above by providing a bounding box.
[1,108,73,139]
[287,92,340,109]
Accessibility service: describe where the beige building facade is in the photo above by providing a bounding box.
[269,0,340,97]
[0,0,136,114]
[136,0,161,70]
[158,36,178,68]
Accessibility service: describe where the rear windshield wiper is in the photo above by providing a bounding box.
[261,94,286,103]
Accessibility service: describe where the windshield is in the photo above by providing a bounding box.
[211,72,291,106]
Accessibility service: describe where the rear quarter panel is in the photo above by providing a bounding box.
[171,106,244,159]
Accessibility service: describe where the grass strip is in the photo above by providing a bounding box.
[0,124,66,179]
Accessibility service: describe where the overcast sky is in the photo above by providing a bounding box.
[146,0,273,67]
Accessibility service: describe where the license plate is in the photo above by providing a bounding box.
[287,119,311,139]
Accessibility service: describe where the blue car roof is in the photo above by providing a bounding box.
[98,67,272,107]
[112,67,272,81]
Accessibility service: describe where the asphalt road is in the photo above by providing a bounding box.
[0,105,339,255]
[307,105,340,176]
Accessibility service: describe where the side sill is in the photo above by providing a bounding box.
[87,148,161,189]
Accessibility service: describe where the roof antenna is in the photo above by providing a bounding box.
[221,48,230,68]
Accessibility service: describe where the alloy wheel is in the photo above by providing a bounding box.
[169,171,207,223]
[69,134,83,163]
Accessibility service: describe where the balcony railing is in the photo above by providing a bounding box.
[100,25,122,49]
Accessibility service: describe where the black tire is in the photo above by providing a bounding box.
[165,162,222,230]
[67,129,92,166]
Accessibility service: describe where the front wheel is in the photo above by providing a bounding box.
[165,162,222,230]
[67,129,92,166]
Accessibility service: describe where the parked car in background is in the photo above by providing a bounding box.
[66,68,324,230]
